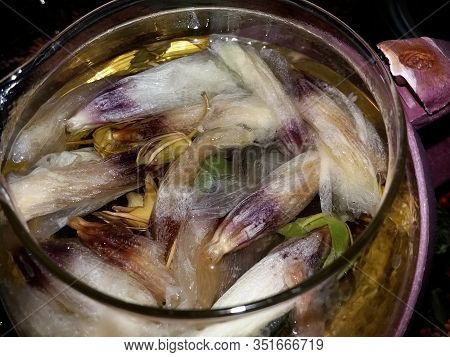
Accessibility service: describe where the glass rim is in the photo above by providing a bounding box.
[0,0,406,320]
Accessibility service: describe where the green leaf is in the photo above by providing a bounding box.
[194,154,232,193]
[278,213,351,267]
[323,216,351,267]
[277,213,327,238]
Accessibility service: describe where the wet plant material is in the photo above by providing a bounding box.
[2,35,388,336]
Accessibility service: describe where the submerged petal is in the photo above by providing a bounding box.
[204,150,320,264]
[9,238,164,336]
[68,217,178,307]
[5,79,109,169]
[211,40,309,155]
[294,79,386,218]
[151,127,256,250]
[195,229,331,336]
[91,91,215,157]
[67,52,240,132]
[7,149,140,222]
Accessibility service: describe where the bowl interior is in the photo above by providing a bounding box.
[0,1,407,330]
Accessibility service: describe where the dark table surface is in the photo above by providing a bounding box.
[0,0,449,337]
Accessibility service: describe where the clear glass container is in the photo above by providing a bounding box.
[0,0,420,336]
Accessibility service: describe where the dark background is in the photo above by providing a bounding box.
[0,0,448,336]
